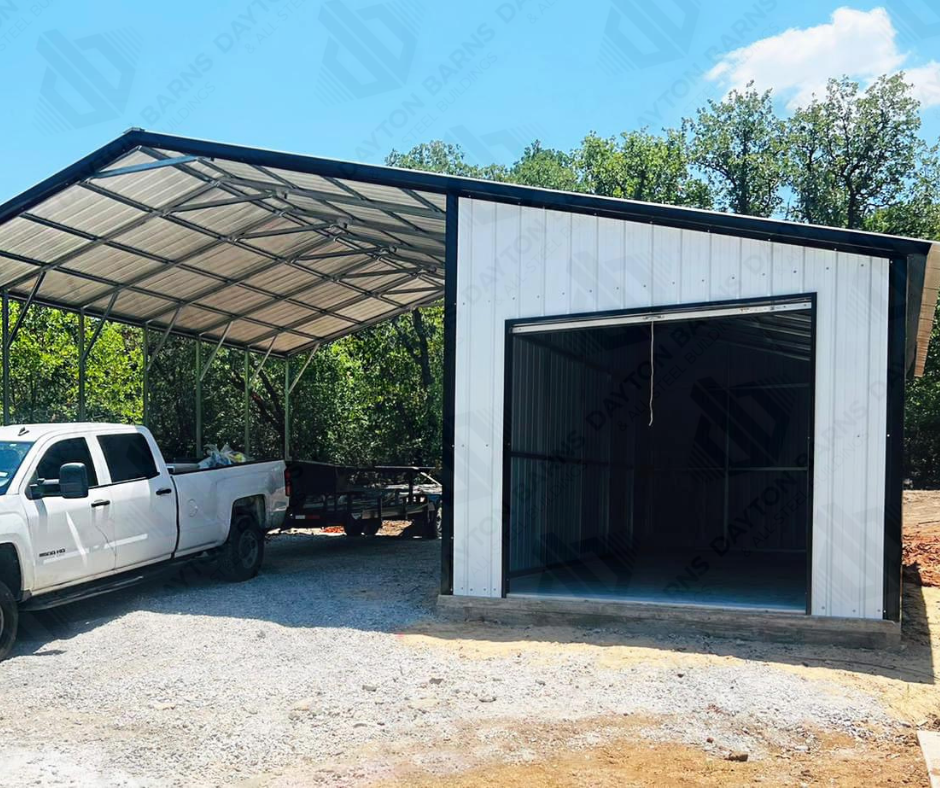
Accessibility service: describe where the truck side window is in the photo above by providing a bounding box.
[98,434,158,483]
[35,438,99,487]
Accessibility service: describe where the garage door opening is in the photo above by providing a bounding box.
[504,298,815,612]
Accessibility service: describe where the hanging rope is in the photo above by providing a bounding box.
[649,321,655,427]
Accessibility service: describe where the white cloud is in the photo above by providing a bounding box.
[706,6,940,109]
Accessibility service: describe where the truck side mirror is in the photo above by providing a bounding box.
[59,463,89,499]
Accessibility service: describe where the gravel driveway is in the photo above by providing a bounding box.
[0,532,927,786]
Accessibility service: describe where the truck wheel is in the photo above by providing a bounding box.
[0,580,18,662]
[218,513,265,582]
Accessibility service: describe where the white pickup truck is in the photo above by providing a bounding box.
[0,423,287,660]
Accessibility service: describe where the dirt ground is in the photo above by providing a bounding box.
[904,490,940,587]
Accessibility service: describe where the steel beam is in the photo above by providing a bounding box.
[195,339,203,458]
[147,307,182,375]
[243,349,250,455]
[87,155,199,179]
[288,348,317,395]
[2,291,9,425]
[142,326,149,427]
[8,272,46,345]
[78,311,85,421]
[199,324,231,383]
[248,338,276,386]
[284,360,290,460]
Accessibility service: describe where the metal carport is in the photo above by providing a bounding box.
[0,129,448,457]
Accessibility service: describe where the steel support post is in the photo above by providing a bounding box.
[1,291,8,426]
[283,359,291,460]
[142,327,149,427]
[195,339,203,457]
[78,311,85,421]
[243,349,250,455]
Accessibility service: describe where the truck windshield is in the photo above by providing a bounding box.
[0,441,33,494]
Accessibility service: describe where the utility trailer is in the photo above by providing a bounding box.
[282,461,442,539]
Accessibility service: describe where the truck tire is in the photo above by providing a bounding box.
[218,513,265,582]
[0,580,18,662]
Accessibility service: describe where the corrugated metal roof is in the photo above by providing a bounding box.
[0,138,446,356]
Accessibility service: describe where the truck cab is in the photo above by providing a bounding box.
[0,423,287,661]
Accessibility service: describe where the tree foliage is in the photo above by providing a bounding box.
[687,83,786,216]
[786,75,922,229]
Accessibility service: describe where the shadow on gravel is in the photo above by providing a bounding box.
[13,531,439,657]
[11,533,937,690]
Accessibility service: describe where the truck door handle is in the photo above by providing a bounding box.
[91,499,110,508]
[156,488,172,496]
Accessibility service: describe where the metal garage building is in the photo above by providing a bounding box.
[0,129,937,639]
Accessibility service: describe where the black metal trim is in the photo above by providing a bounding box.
[0,129,932,262]
[506,292,816,332]
[805,292,818,615]
[439,192,458,596]
[884,257,908,622]
[501,314,515,598]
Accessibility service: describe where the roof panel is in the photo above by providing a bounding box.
[63,246,164,285]
[294,281,362,311]
[29,185,147,237]
[251,300,320,325]
[0,255,43,287]
[37,270,112,304]
[183,244,269,279]
[180,192,276,236]
[90,290,175,319]
[197,286,272,313]
[291,314,352,339]
[243,265,321,295]
[138,268,221,300]
[0,217,87,263]
[96,158,207,209]
[174,305,234,332]
[114,218,210,259]
[335,179,431,209]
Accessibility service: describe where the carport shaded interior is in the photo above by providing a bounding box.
[0,146,446,356]
[507,309,813,612]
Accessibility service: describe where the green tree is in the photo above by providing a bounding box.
[509,141,580,191]
[687,84,786,216]
[787,75,922,229]
[575,129,712,207]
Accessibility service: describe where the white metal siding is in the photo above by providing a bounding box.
[453,198,890,619]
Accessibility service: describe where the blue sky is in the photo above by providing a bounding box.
[1,0,939,202]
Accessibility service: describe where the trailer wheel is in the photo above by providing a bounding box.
[0,580,19,662]
[218,513,265,582]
